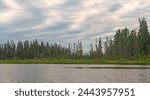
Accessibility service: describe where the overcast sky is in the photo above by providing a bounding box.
[0,0,150,52]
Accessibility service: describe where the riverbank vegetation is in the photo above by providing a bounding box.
[0,18,150,64]
[0,57,150,65]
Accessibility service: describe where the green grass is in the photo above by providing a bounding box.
[0,58,149,65]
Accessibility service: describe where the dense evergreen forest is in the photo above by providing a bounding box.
[0,18,150,59]
[0,40,83,59]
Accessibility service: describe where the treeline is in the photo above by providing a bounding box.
[90,18,150,59]
[0,18,150,59]
[0,40,83,59]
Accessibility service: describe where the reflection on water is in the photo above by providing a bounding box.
[0,64,150,83]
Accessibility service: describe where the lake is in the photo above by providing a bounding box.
[0,64,150,83]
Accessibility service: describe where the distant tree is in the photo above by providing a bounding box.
[16,41,24,58]
[104,37,114,58]
[127,30,139,58]
[24,40,30,58]
[138,18,150,56]
[97,38,103,58]
[90,43,94,56]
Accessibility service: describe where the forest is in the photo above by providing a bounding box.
[0,18,150,60]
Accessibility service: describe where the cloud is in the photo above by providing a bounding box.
[0,0,21,23]
[0,0,150,52]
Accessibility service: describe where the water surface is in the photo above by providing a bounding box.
[0,64,150,83]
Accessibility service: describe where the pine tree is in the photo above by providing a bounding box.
[127,30,139,58]
[97,38,103,58]
[138,18,150,56]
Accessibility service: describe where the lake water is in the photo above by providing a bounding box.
[0,64,150,83]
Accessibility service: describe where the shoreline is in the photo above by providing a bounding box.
[0,58,150,65]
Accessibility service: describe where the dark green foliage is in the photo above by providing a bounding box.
[102,18,150,59]
[138,18,150,56]
[0,40,83,59]
[127,30,139,58]
[90,38,103,58]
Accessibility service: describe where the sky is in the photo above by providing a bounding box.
[0,0,150,52]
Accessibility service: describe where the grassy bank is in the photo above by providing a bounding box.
[0,58,150,65]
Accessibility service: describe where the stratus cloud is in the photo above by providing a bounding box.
[82,0,105,7]
[32,9,62,29]
[37,0,65,7]
[70,0,106,30]
[70,8,100,29]
[112,1,140,19]
[27,0,66,30]
[0,0,22,23]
